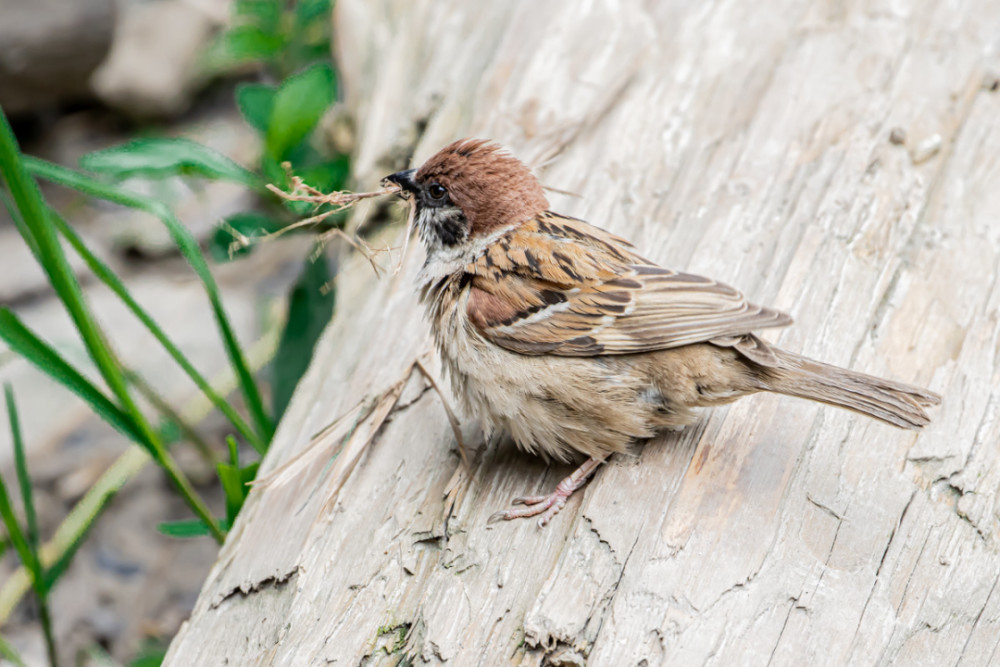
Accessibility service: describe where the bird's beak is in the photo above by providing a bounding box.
[382,168,418,195]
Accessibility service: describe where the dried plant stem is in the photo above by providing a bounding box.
[261,176,405,275]
[415,358,470,470]
[316,227,388,277]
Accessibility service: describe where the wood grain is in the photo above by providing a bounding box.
[166,0,1000,663]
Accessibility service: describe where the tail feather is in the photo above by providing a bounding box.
[760,349,941,429]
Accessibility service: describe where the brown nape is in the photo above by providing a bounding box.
[416,139,550,236]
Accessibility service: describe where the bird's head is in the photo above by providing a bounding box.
[382,139,549,258]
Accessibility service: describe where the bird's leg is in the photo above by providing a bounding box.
[488,456,607,527]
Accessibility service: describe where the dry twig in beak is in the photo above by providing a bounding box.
[238,172,402,275]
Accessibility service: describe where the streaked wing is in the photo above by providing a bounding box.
[466,212,792,357]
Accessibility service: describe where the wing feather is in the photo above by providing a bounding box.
[467,213,792,358]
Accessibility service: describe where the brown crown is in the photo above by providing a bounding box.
[415,139,549,237]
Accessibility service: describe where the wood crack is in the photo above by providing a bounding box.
[210,567,300,609]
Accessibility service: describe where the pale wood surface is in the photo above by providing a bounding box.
[165,1,1000,664]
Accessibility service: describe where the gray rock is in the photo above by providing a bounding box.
[91,0,222,117]
[0,0,116,114]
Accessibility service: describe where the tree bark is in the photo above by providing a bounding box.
[165,0,1000,664]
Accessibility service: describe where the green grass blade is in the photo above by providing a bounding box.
[0,310,143,443]
[4,384,38,550]
[41,489,106,590]
[157,517,229,538]
[0,328,280,624]
[0,116,113,391]
[0,462,56,667]
[0,470,41,593]
[0,111,224,543]
[0,634,28,667]
[0,188,39,259]
[24,156,274,447]
[48,207,263,452]
[0,385,58,666]
[0,460,58,667]
[0,111,153,442]
[0,463,56,667]
[1,446,147,623]
[36,596,59,667]
[126,371,218,466]
[0,384,59,667]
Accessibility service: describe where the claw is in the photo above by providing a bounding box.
[486,456,606,527]
[536,498,567,527]
[487,511,509,525]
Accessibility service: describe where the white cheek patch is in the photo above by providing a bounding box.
[417,219,519,287]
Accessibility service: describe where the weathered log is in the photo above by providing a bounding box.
[166,1,1000,663]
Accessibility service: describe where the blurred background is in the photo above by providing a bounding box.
[0,1,365,664]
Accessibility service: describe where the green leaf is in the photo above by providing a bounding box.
[127,643,168,667]
[157,517,229,539]
[236,83,276,134]
[217,456,259,527]
[297,154,351,193]
[235,0,282,34]
[287,43,333,73]
[80,138,262,190]
[202,24,285,70]
[0,309,144,445]
[266,62,335,161]
[261,153,288,187]
[280,135,321,167]
[129,651,167,667]
[294,0,332,27]
[210,211,284,262]
[271,250,335,421]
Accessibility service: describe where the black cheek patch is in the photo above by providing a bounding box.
[436,212,468,246]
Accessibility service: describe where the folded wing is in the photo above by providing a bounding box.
[466,212,792,360]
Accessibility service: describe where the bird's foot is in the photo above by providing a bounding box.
[488,456,605,527]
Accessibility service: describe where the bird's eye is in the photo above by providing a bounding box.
[427,183,447,200]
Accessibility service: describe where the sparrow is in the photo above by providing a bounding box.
[383,139,941,527]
